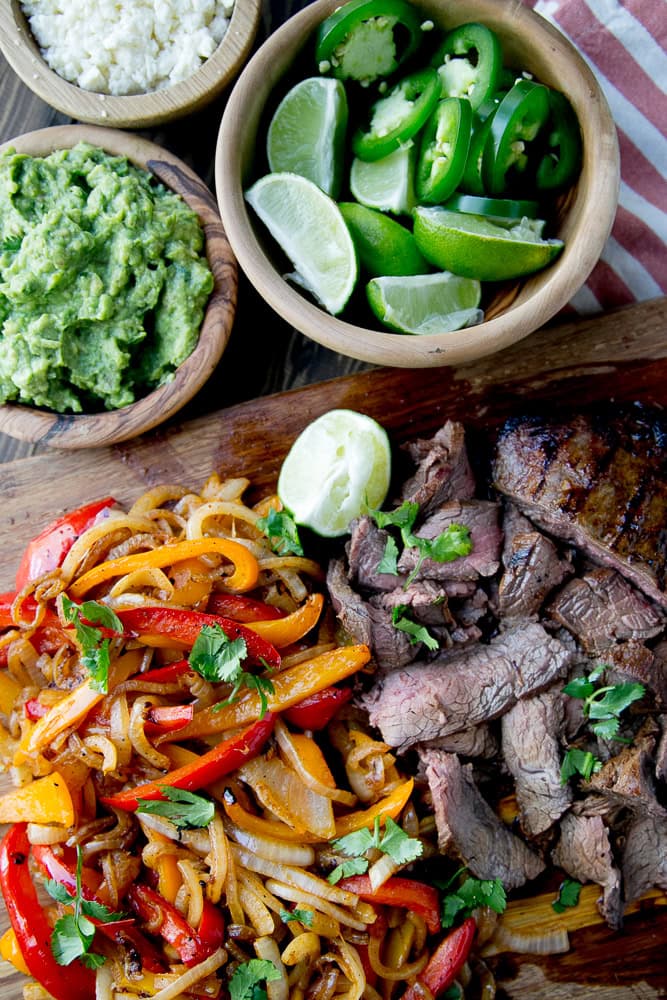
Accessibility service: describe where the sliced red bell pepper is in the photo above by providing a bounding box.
[401,917,476,1000]
[207,593,285,623]
[197,899,225,951]
[144,704,194,737]
[15,498,117,591]
[101,712,275,811]
[127,884,214,967]
[116,606,281,669]
[137,659,194,684]
[32,844,102,900]
[337,875,441,936]
[0,824,95,999]
[283,686,353,730]
[97,921,166,973]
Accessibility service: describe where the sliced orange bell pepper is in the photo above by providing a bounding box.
[222,790,320,843]
[175,643,370,740]
[290,732,336,789]
[68,538,259,599]
[334,779,414,838]
[0,771,75,827]
[247,594,324,648]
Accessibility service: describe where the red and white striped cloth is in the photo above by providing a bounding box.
[529,0,666,313]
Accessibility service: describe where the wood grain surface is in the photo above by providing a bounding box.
[1,296,666,998]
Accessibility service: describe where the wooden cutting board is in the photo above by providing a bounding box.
[1,295,667,998]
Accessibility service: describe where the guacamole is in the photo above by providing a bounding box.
[0,142,214,413]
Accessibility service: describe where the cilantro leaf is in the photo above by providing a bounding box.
[279,907,314,926]
[327,856,369,884]
[189,624,247,683]
[229,959,281,1000]
[562,667,644,746]
[588,682,645,720]
[590,716,621,741]
[391,605,439,651]
[257,508,304,557]
[378,817,423,865]
[136,786,215,829]
[438,873,506,928]
[47,846,124,968]
[421,524,473,563]
[332,827,376,858]
[369,501,419,538]
[560,747,602,785]
[562,675,596,700]
[376,536,400,576]
[552,878,582,914]
[60,596,123,693]
[243,673,275,720]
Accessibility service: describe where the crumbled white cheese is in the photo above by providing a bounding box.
[20,0,235,96]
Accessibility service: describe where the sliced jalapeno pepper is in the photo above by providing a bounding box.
[536,90,582,191]
[315,0,423,85]
[460,113,494,195]
[352,67,440,162]
[431,22,502,111]
[444,193,540,220]
[482,79,550,195]
[416,97,472,204]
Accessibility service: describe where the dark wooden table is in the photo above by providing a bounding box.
[0,0,371,465]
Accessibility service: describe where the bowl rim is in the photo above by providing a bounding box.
[216,0,620,369]
[0,0,262,127]
[0,124,237,449]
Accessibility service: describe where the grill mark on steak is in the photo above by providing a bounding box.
[422,750,545,890]
[363,623,572,751]
[493,408,667,607]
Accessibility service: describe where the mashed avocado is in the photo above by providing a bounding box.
[0,142,214,413]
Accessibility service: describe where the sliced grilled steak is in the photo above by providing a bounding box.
[397,500,502,582]
[498,503,573,620]
[367,596,420,671]
[552,810,623,928]
[400,420,476,513]
[501,688,572,836]
[603,641,667,707]
[347,516,406,593]
[657,716,667,783]
[546,568,664,654]
[587,721,665,817]
[374,580,454,628]
[493,409,667,609]
[622,812,667,904]
[422,750,545,890]
[419,724,498,759]
[326,558,372,646]
[363,623,572,751]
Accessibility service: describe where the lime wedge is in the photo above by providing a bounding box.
[245,172,358,316]
[267,77,348,199]
[349,144,416,214]
[367,272,482,334]
[413,207,564,281]
[339,202,429,277]
[278,409,391,537]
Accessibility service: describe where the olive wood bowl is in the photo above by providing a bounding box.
[216,0,620,368]
[0,124,237,449]
[0,0,261,127]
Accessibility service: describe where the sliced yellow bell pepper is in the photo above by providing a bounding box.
[247,594,324,648]
[290,732,336,789]
[68,538,259,599]
[0,927,29,976]
[0,670,21,716]
[14,648,142,765]
[0,771,75,827]
[334,779,414,837]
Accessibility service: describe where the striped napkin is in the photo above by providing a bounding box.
[530,0,667,313]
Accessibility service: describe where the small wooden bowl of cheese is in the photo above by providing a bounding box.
[0,0,261,127]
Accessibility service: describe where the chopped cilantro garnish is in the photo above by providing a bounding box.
[229,959,281,1000]
[279,907,314,926]
[257,507,303,556]
[59,596,123,693]
[560,747,602,785]
[368,501,473,587]
[552,878,582,913]
[328,816,423,883]
[136,786,215,829]
[563,667,644,742]
[189,624,273,719]
[47,846,126,968]
[435,868,507,928]
[391,605,439,650]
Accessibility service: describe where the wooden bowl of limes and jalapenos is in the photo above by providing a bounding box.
[216,0,619,368]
